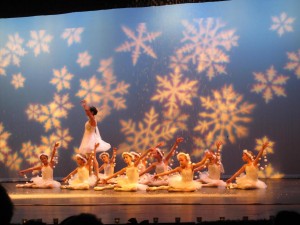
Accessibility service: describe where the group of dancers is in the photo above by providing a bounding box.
[16,100,269,191]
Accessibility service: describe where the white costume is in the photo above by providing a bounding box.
[79,121,111,154]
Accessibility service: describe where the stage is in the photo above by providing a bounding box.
[2,179,300,224]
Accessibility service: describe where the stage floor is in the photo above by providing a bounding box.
[2,179,300,224]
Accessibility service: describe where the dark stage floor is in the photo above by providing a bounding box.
[2,179,300,224]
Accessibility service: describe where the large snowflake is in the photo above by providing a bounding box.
[61,27,84,46]
[177,18,239,80]
[52,128,73,149]
[115,23,161,66]
[270,12,295,37]
[194,85,255,143]
[119,107,178,154]
[251,65,289,104]
[50,93,74,118]
[37,104,61,132]
[4,33,27,67]
[76,57,130,121]
[27,30,53,56]
[284,49,300,79]
[50,66,74,92]
[151,69,198,116]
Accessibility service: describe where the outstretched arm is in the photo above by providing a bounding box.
[164,137,184,164]
[62,168,78,183]
[139,164,156,177]
[253,142,269,166]
[19,165,42,176]
[103,167,126,183]
[81,99,96,127]
[226,165,246,184]
[154,167,181,179]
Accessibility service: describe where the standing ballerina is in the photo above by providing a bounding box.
[97,147,117,183]
[16,142,61,189]
[95,145,159,191]
[79,99,111,180]
[148,152,206,192]
[226,141,269,189]
[61,143,99,190]
[139,137,184,187]
[195,141,226,187]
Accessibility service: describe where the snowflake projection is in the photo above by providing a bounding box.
[26,103,41,121]
[52,128,73,149]
[284,49,300,79]
[254,136,275,155]
[11,73,25,89]
[119,107,178,154]
[61,27,84,46]
[37,104,61,132]
[251,65,289,104]
[49,93,74,118]
[77,51,91,68]
[191,132,216,157]
[50,66,74,92]
[0,122,22,171]
[270,12,295,37]
[20,141,36,158]
[177,18,239,80]
[3,33,27,67]
[27,30,53,56]
[194,85,255,144]
[151,69,198,116]
[169,52,190,72]
[77,57,130,121]
[258,163,284,179]
[0,48,10,76]
[115,23,161,66]
[162,109,189,132]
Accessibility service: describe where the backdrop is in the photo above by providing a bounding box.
[0,0,299,180]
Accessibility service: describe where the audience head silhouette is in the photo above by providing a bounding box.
[0,184,14,225]
[60,213,102,225]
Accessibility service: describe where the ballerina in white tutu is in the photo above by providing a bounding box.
[195,141,226,187]
[79,99,111,181]
[147,152,207,192]
[139,137,184,187]
[16,142,61,189]
[95,145,158,191]
[226,141,269,189]
[97,147,117,183]
[61,143,99,190]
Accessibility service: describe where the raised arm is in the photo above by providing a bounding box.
[164,137,184,163]
[110,147,117,164]
[49,142,60,166]
[81,99,96,127]
[253,142,269,166]
[134,142,163,167]
[86,143,99,167]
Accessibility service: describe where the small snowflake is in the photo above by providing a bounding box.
[61,27,84,46]
[77,51,91,68]
[284,49,300,79]
[37,104,61,132]
[26,104,41,121]
[5,33,27,67]
[11,73,25,89]
[169,52,189,73]
[50,93,74,118]
[0,48,10,76]
[27,30,53,56]
[115,23,161,65]
[50,66,74,92]
[251,65,289,103]
[270,12,295,37]
[52,128,73,149]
